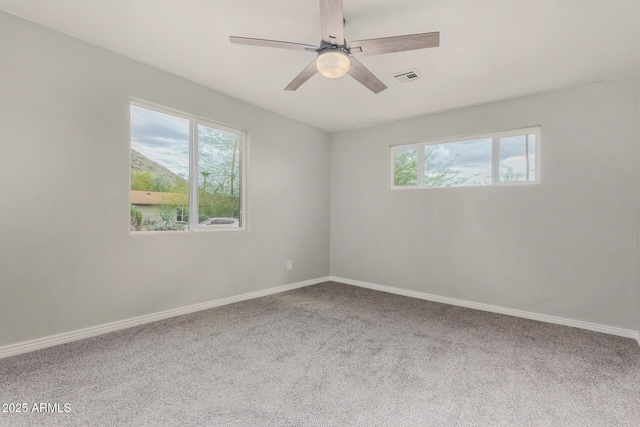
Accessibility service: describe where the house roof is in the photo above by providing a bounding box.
[130,190,188,206]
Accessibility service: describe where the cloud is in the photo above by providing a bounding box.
[429,138,492,168]
[425,134,537,184]
[499,135,536,160]
[130,105,190,175]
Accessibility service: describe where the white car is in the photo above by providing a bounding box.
[199,217,239,227]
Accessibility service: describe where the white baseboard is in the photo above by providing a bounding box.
[0,277,330,360]
[3,276,636,359]
[330,276,638,340]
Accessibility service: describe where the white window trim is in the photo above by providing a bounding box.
[389,143,422,189]
[390,126,541,190]
[129,99,248,234]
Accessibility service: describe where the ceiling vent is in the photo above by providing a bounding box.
[392,69,423,83]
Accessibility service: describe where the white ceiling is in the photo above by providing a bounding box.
[2,0,639,132]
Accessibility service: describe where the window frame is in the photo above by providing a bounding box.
[176,206,188,223]
[129,99,247,233]
[390,126,541,190]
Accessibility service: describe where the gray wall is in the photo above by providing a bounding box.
[0,13,331,347]
[1,11,638,349]
[331,77,640,331]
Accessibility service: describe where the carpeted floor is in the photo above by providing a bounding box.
[1,281,639,426]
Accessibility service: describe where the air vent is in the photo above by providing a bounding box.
[392,69,423,84]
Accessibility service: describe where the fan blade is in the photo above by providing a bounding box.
[347,57,387,94]
[284,61,318,91]
[230,36,317,52]
[349,32,439,56]
[319,0,344,45]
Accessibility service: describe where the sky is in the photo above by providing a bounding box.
[428,137,492,185]
[427,135,536,185]
[499,135,536,181]
[130,105,241,182]
[131,103,536,186]
[130,105,190,177]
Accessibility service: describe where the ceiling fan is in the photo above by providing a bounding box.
[230,0,439,94]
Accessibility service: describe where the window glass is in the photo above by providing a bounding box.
[393,148,418,186]
[130,103,245,232]
[198,124,241,228]
[499,134,536,182]
[425,138,492,187]
[390,127,540,190]
[130,105,189,232]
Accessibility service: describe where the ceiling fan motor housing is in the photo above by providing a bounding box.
[316,46,351,78]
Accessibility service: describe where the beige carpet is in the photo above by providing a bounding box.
[1,282,639,426]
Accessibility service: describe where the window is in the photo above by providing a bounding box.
[129,101,246,232]
[176,207,188,223]
[390,127,540,189]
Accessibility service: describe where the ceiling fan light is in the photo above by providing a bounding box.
[316,49,350,78]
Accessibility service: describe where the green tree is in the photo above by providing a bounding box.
[424,147,467,187]
[130,204,142,230]
[198,127,241,219]
[130,171,154,191]
[394,147,467,187]
[393,149,418,186]
[500,165,526,182]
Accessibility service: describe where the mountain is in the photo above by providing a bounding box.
[130,148,187,193]
[130,148,180,178]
